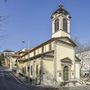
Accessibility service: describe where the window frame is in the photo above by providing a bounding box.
[54,18,59,32]
[49,43,52,51]
[63,18,68,32]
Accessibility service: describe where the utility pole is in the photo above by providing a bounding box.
[22,40,30,82]
[27,42,30,82]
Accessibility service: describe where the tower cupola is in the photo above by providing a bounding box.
[51,5,71,38]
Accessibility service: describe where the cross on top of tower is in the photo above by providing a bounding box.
[51,4,71,19]
[59,4,64,9]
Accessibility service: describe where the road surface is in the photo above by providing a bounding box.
[0,66,33,90]
[0,66,57,90]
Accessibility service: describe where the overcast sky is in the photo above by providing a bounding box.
[0,0,90,51]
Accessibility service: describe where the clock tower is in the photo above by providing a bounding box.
[51,5,71,38]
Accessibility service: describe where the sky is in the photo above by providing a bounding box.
[0,0,90,51]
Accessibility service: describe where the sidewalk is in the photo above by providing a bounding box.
[11,71,32,86]
[12,71,58,88]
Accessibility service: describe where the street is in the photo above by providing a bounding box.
[0,66,57,90]
[0,66,32,90]
[1,66,90,90]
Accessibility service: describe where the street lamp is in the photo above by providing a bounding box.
[22,40,30,82]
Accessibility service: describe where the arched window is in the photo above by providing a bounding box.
[54,18,59,32]
[63,18,67,32]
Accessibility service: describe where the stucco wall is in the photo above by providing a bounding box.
[75,62,81,79]
[55,41,75,81]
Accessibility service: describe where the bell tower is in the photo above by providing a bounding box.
[51,5,71,38]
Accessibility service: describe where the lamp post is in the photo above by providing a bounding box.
[22,40,30,82]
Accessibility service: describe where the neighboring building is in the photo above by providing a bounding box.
[9,53,20,71]
[9,48,28,71]
[2,49,14,68]
[16,5,81,86]
[77,49,90,76]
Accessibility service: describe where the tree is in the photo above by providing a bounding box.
[73,38,90,78]
[72,37,84,53]
[0,53,5,66]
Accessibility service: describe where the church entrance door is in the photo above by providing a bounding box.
[63,66,69,81]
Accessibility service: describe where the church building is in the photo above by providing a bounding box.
[15,5,81,86]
